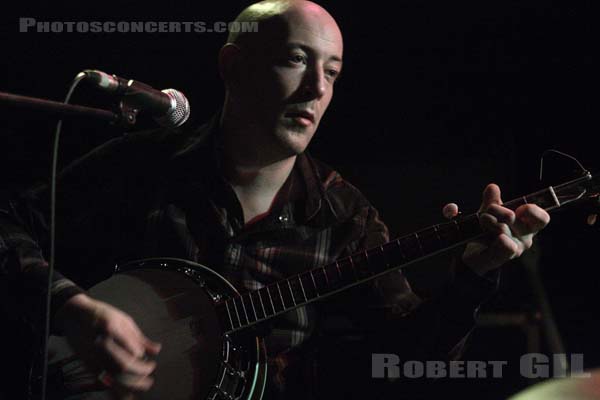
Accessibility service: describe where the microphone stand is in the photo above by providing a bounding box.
[521,243,570,375]
[0,91,138,127]
[0,89,138,400]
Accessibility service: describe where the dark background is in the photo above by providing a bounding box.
[0,1,597,399]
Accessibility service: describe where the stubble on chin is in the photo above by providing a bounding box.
[274,125,314,155]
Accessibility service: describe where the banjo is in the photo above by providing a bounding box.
[49,171,598,400]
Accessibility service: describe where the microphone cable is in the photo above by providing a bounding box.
[38,71,87,400]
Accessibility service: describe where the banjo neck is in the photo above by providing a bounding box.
[216,172,595,334]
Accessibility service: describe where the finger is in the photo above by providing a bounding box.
[495,233,523,259]
[442,203,459,219]
[100,374,155,397]
[480,183,502,211]
[97,336,157,377]
[93,306,147,359]
[514,204,551,235]
[519,233,534,250]
[142,337,162,356]
[112,372,155,392]
[468,234,520,270]
[484,204,516,225]
[109,320,149,359]
[481,212,534,250]
[479,213,511,237]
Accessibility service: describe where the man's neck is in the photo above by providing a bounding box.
[220,114,297,223]
[225,155,296,191]
[225,156,296,224]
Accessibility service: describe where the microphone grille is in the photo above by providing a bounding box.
[155,89,191,128]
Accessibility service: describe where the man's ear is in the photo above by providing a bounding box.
[218,43,242,89]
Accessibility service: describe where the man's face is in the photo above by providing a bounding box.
[234,5,343,157]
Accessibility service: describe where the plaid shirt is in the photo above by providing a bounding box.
[0,113,496,398]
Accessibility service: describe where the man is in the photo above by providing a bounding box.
[0,1,549,399]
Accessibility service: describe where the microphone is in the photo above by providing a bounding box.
[81,69,190,128]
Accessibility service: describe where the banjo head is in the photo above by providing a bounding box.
[89,267,224,400]
[49,259,267,400]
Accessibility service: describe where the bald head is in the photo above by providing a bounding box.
[219,0,344,162]
[227,0,343,54]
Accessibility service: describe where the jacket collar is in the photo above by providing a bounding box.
[170,112,341,225]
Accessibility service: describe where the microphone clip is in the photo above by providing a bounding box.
[115,99,140,127]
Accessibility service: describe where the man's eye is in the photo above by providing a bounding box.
[326,69,340,80]
[290,54,306,64]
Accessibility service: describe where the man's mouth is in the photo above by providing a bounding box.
[285,110,315,126]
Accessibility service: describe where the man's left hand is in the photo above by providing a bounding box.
[457,183,550,276]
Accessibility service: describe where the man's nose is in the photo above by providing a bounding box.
[301,67,326,99]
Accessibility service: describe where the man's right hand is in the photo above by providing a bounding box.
[54,293,162,396]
